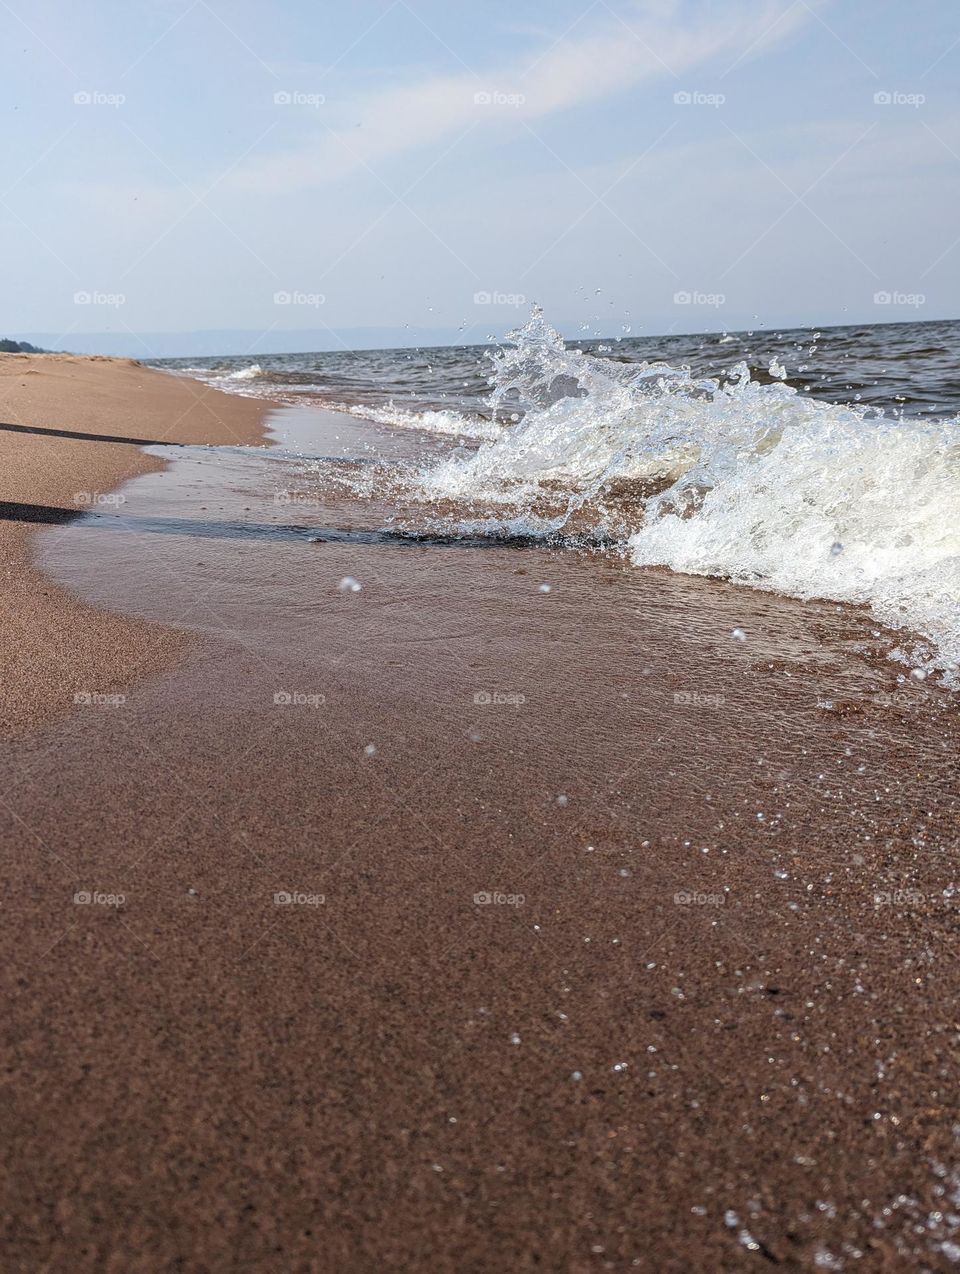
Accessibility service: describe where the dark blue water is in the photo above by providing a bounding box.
[152,317,960,422]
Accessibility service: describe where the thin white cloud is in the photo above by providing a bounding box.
[223,0,815,194]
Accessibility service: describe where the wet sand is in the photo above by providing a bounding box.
[0,353,266,733]
[1,362,959,1271]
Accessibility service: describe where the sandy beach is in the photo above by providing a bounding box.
[0,354,957,1271]
[0,354,267,734]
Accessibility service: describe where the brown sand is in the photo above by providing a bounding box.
[1,361,959,1272]
[0,353,266,734]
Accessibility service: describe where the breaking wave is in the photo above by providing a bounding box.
[406,309,960,683]
[343,403,501,440]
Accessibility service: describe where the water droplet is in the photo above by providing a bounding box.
[338,576,362,593]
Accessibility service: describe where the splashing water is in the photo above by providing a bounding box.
[408,309,960,683]
[225,364,263,382]
[343,403,501,441]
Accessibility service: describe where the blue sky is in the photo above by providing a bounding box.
[2,0,959,353]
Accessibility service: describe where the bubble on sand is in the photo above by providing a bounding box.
[509,1032,521,1045]
[363,743,377,756]
[571,1070,583,1081]
[556,793,568,807]
[338,576,362,593]
[538,583,552,593]
[731,627,747,641]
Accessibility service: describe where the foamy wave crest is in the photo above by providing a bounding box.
[412,309,960,682]
[346,403,501,441]
[225,364,264,382]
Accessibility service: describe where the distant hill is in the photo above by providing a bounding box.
[0,339,44,353]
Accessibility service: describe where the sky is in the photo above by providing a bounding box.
[2,0,959,355]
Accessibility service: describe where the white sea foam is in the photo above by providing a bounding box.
[345,403,501,441]
[411,309,960,682]
[225,364,263,382]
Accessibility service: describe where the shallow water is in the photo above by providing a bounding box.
[34,401,947,724]
[149,313,960,688]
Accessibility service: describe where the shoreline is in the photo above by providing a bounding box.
[1,357,959,1270]
[0,353,268,733]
